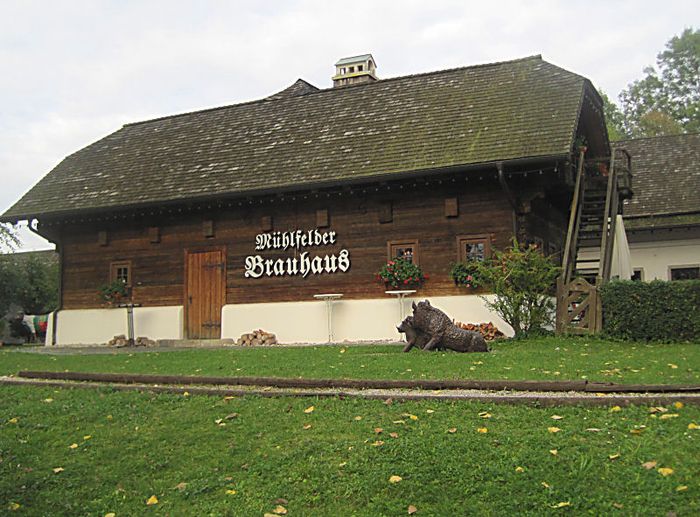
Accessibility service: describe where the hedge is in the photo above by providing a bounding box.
[600,280,700,342]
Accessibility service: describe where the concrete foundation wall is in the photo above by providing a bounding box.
[51,306,183,346]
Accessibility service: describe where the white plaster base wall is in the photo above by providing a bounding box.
[52,306,183,346]
[628,238,700,281]
[222,295,514,344]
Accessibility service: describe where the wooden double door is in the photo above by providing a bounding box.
[185,248,226,339]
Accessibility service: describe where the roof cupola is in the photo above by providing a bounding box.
[332,54,378,87]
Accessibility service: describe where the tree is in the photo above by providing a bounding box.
[600,90,628,141]
[620,27,700,137]
[0,223,19,253]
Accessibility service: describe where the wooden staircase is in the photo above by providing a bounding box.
[556,147,632,335]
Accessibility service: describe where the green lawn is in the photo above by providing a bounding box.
[1,337,699,385]
[2,385,699,515]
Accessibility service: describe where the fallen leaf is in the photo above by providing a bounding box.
[183,391,190,397]
[515,466,524,473]
[393,420,406,424]
[83,435,92,441]
[447,428,457,434]
[43,398,53,403]
[641,461,657,470]
[225,489,237,495]
[609,453,620,460]
[354,416,363,421]
[225,413,239,420]
[610,406,622,412]
[214,419,223,424]
[52,467,64,474]
[550,415,564,420]
[389,432,399,438]
[668,363,678,369]
[426,409,435,414]
[302,424,312,430]
[478,412,492,419]
[676,485,688,492]
[585,428,601,432]
[338,462,347,467]
[303,406,315,414]
[146,495,159,505]
[174,482,188,490]
[408,504,418,514]
[688,423,700,430]
[657,467,674,477]
[9,502,20,511]
[649,406,668,414]
[272,505,287,515]
[552,502,571,509]
[659,413,679,420]
[673,401,684,409]
[549,449,558,456]
[69,443,78,449]
[477,427,488,434]
[374,428,383,434]
[612,503,624,509]
[339,348,346,353]
[384,398,393,405]
[224,396,235,400]
[389,475,402,483]
[371,440,385,447]
[541,482,550,489]
[408,414,419,421]
[547,427,561,433]
[629,429,642,435]
[104,513,116,517]
[8,417,18,424]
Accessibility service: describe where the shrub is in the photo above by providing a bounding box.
[477,240,560,338]
[376,258,426,289]
[450,261,484,288]
[600,280,700,342]
[99,280,131,306]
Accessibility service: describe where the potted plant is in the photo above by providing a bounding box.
[376,258,427,290]
[99,280,131,307]
[450,261,483,289]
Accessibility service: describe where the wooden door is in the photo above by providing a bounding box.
[185,249,226,339]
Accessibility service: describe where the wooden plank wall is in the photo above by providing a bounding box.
[58,181,521,309]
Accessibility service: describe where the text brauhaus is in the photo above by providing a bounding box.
[245,229,351,278]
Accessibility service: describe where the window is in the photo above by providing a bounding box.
[457,234,492,263]
[388,240,419,265]
[631,268,644,282]
[110,261,132,287]
[358,64,364,71]
[348,66,355,73]
[670,266,699,281]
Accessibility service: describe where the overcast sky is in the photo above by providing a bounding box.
[1,0,698,251]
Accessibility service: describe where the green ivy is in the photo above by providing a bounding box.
[600,280,700,342]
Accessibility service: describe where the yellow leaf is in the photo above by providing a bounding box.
[629,429,642,435]
[146,495,159,505]
[649,406,668,413]
[550,415,564,420]
[389,432,399,438]
[657,467,674,477]
[339,348,346,353]
[183,391,190,397]
[371,440,384,447]
[549,449,558,456]
[272,505,287,515]
[659,413,679,420]
[304,406,315,414]
[69,443,78,449]
[552,502,571,509]
[409,414,419,421]
[408,504,418,514]
[303,424,312,430]
[225,489,237,495]
[547,427,561,433]
[676,485,688,492]
[688,422,700,430]
[447,428,457,434]
[668,363,678,369]
[83,435,92,441]
[585,428,601,432]
[106,415,113,420]
[515,466,524,473]
[641,461,657,469]
[673,401,684,409]
[105,513,116,517]
[426,409,435,414]
[478,412,492,419]
[608,453,620,460]
[393,420,406,424]
[354,416,363,421]
[477,427,488,434]
[610,406,622,412]
[174,482,188,490]
[8,417,18,424]
[389,475,402,483]
[43,398,53,403]
[541,482,550,488]
[9,502,20,511]
[52,467,64,474]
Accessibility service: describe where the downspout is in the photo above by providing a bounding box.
[27,219,62,346]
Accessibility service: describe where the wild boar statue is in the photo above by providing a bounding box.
[398,300,489,353]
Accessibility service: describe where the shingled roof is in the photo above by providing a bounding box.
[3,55,594,222]
[618,133,700,230]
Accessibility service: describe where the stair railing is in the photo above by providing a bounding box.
[560,148,586,285]
[598,149,620,284]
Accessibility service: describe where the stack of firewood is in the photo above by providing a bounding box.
[236,329,278,346]
[453,321,504,341]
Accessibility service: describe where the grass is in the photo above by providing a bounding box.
[1,336,699,385]
[2,385,700,515]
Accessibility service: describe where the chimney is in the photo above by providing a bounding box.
[332,54,378,87]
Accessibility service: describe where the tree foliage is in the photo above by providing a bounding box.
[600,90,628,141]
[0,253,58,317]
[619,27,700,137]
[0,223,19,253]
[477,241,560,338]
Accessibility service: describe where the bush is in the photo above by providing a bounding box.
[478,240,560,338]
[376,258,426,289]
[600,280,700,342]
[450,261,484,288]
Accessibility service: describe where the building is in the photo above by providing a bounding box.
[619,133,700,281]
[1,55,614,345]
